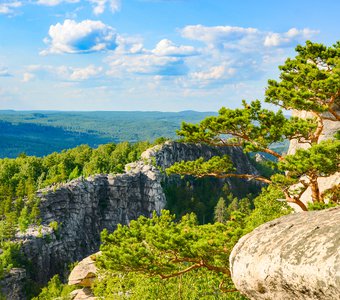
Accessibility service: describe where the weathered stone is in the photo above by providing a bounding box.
[0,268,27,300]
[70,287,96,300]
[230,207,340,300]
[68,252,100,287]
[17,165,166,284]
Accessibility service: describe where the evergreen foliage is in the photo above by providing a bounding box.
[168,41,340,211]
[265,41,340,117]
[0,242,26,279]
[0,141,152,240]
[31,275,76,300]
[96,192,290,299]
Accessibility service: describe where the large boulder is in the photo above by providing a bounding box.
[68,252,100,287]
[230,207,340,300]
[68,253,100,300]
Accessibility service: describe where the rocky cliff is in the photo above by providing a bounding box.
[12,142,258,292]
[17,165,166,286]
[230,206,340,300]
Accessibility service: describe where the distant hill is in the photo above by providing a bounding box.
[0,110,217,158]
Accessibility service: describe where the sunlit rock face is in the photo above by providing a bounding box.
[18,168,166,284]
[230,207,340,300]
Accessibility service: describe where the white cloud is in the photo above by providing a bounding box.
[152,39,198,57]
[107,53,187,76]
[88,0,121,15]
[69,65,103,80]
[180,24,318,54]
[0,1,22,14]
[191,65,236,81]
[106,38,198,77]
[264,28,319,47]
[26,64,103,81]
[115,35,145,54]
[41,19,118,54]
[181,25,258,45]
[22,72,35,82]
[34,0,120,14]
[0,67,12,77]
[36,0,79,6]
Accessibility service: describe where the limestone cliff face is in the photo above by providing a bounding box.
[230,207,340,300]
[14,142,258,288]
[143,141,260,195]
[17,166,165,285]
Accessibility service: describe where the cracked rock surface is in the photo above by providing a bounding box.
[230,207,340,300]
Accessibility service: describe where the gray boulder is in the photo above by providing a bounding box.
[230,207,340,300]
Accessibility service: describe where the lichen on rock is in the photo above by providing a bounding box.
[230,206,340,300]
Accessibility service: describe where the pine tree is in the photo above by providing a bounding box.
[167,41,340,210]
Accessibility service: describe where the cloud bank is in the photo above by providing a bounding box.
[41,19,118,54]
[36,0,79,6]
[89,0,121,15]
[0,1,22,14]
[264,28,319,47]
[0,67,12,77]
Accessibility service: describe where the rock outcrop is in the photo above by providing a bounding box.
[288,109,339,154]
[144,141,260,197]
[230,206,340,300]
[0,268,27,300]
[68,253,100,300]
[287,109,340,209]
[17,165,166,284]
[68,252,99,287]
[13,142,258,291]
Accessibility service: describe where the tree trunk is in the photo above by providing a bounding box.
[310,175,321,203]
[311,114,324,144]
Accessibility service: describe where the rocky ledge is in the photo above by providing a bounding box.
[230,206,340,300]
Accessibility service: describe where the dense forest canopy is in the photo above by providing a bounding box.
[0,111,217,158]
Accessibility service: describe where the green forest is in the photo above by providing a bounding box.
[1,41,340,299]
[0,111,217,158]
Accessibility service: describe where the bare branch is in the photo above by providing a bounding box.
[283,190,308,211]
[219,280,238,293]
[159,264,202,279]
[196,173,272,184]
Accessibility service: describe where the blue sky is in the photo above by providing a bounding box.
[0,0,339,111]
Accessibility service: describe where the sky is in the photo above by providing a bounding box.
[0,0,339,111]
